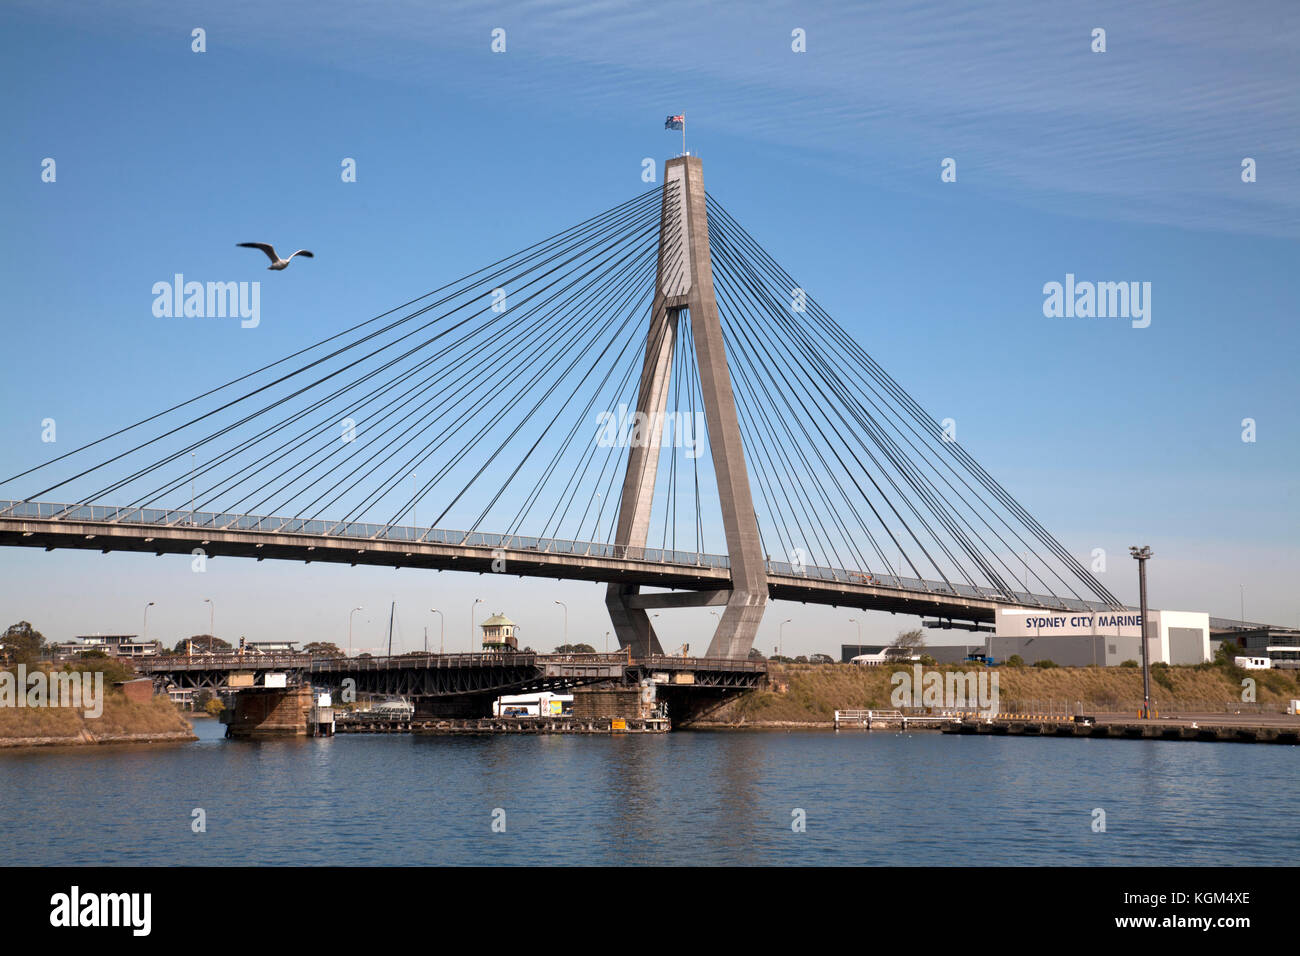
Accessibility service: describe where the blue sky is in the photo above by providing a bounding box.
[1,0,1297,653]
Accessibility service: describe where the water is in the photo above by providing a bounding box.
[1,719,1295,865]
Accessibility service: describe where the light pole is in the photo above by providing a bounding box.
[849,617,862,645]
[1130,546,1154,719]
[604,630,610,653]
[203,598,214,639]
[430,608,444,655]
[1239,584,1245,628]
[555,600,568,648]
[142,601,156,642]
[779,618,792,658]
[348,606,363,657]
[470,597,483,650]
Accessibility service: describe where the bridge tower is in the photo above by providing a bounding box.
[606,156,768,660]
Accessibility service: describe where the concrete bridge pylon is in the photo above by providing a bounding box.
[606,156,768,660]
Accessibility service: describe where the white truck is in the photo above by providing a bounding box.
[492,692,573,717]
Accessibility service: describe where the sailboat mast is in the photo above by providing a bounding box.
[387,601,395,658]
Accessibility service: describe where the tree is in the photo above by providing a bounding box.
[1007,654,1024,667]
[204,698,225,717]
[748,648,767,661]
[171,635,231,654]
[303,642,345,658]
[1213,641,1242,666]
[554,643,596,654]
[194,689,213,710]
[894,628,925,649]
[2,621,46,664]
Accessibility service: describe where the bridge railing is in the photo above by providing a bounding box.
[139,653,313,669]
[764,558,1108,611]
[635,655,768,672]
[309,651,633,671]
[1,499,1116,613]
[0,500,732,571]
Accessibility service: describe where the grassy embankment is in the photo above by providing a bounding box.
[700,661,1300,725]
[0,662,196,746]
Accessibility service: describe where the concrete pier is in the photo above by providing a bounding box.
[220,686,313,738]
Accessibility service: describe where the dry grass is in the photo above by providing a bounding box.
[0,670,193,742]
[706,662,1300,723]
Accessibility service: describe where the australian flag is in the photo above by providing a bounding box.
[664,114,684,130]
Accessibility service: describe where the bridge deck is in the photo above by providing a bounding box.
[0,500,1117,626]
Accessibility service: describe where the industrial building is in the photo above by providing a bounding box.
[842,609,1213,668]
[989,608,1210,666]
[1215,628,1300,666]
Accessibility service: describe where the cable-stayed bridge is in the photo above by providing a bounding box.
[0,156,1125,658]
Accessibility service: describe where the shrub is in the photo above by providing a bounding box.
[1007,654,1024,667]
[1034,659,1057,669]
[1120,659,1139,668]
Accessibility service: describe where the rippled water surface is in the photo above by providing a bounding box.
[1,719,1294,865]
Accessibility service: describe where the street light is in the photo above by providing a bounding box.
[849,617,862,644]
[142,601,156,642]
[348,606,363,657]
[470,597,484,650]
[430,608,444,655]
[203,598,214,638]
[604,630,610,653]
[1129,546,1154,719]
[555,600,568,648]
[779,618,792,657]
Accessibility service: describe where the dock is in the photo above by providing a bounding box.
[833,709,951,730]
[943,714,1300,745]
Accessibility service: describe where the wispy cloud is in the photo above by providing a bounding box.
[12,0,1299,236]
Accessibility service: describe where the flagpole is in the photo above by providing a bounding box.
[682,111,686,156]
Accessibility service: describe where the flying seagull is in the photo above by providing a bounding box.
[237,242,314,270]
